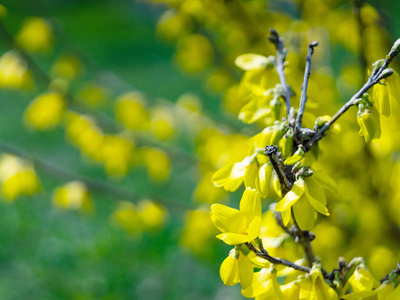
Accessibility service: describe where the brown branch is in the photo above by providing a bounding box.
[268,28,291,119]
[264,145,291,195]
[0,141,195,210]
[245,242,311,273]
[306,39,400,150]
[295,41,318,136]
[379,263,400,284]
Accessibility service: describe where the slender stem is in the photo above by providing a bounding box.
[265,145,318,267]
[0,20,50,88]
[0,141,195,210]
[245,242,311,273]
[306,43,400,150]
[268,28,291,118]
[264,145,291,195]
[295,42,318,135]
[379,263,400,284]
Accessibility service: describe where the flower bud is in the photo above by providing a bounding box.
[284,146,305,165]
[391,38,400,53]
[270,97,281,121]
[281,128,293,158]
[357,106,381,143]
[272,174,282,197]
[270,122,286,145]
[256,162,273,197]
[379,68,395,80]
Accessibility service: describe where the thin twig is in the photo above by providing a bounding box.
[379,263,400,284]
[0,20,50,88]
[0,141,195,210]
[245,242,311,273]
[264,145,291,195]
[306,41,400,150]
[268,28,291,119]
[295,41,318,136]
[265,145,318,267]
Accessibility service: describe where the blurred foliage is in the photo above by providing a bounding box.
[0,0,398,299]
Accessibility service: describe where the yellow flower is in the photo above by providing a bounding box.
[210,188,261,245]
[275,176,330,230]
[212,156,253,192]
[24,92,66,130]
[255,162,273,197]
[341,264,380,299]
[299,267,338,299]
[357,106,381,143]
[372,72,400,117]
[0,50,34,89]
[376,282,400,300]
[220,248,254,289]
[239,94,272,124]
[235,54,271,71]
[52,181,92,212]
[241,267,284,299]
[16,17,53,53]
[0,155,41,201]
[284,147,305,165]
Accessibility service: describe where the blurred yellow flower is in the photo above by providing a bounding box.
[140,147,170,183]
[52,181,92,212]
[77,83,109,107]
[0,51,34,89]
[99,135,135,177]
[357,106,381,143]
[180,208,218,255]
[24,92,66,130]
[50,54,84,81]
[137,199,168,230]
[0,155,41,201]
[212,156,253,192]
[373,72,400,117]
[16,17,53,53]
[175,34,214,73]
[115,92,149,130]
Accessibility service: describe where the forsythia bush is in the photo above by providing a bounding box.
[208,30,400,299]
[1,0,400,298]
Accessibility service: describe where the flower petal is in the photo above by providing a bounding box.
[235,54,269,71]
[281,210,291,226]
[373,83,391,117]
[244,163,258,189]
[275,179,305,212]
[220,255,239,286]
[305,176,326,205]
[388,72,400,106]
[240,188,262,220]
[241,268,273,298]
[306,193,330,216]
[238,253,254,289]
[293,195,315,230]
[248,216,262,241]
[217,232,250,245]
[210,203,243,233]
[312,171,338,194]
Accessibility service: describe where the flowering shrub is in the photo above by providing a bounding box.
[209,29,400,299]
